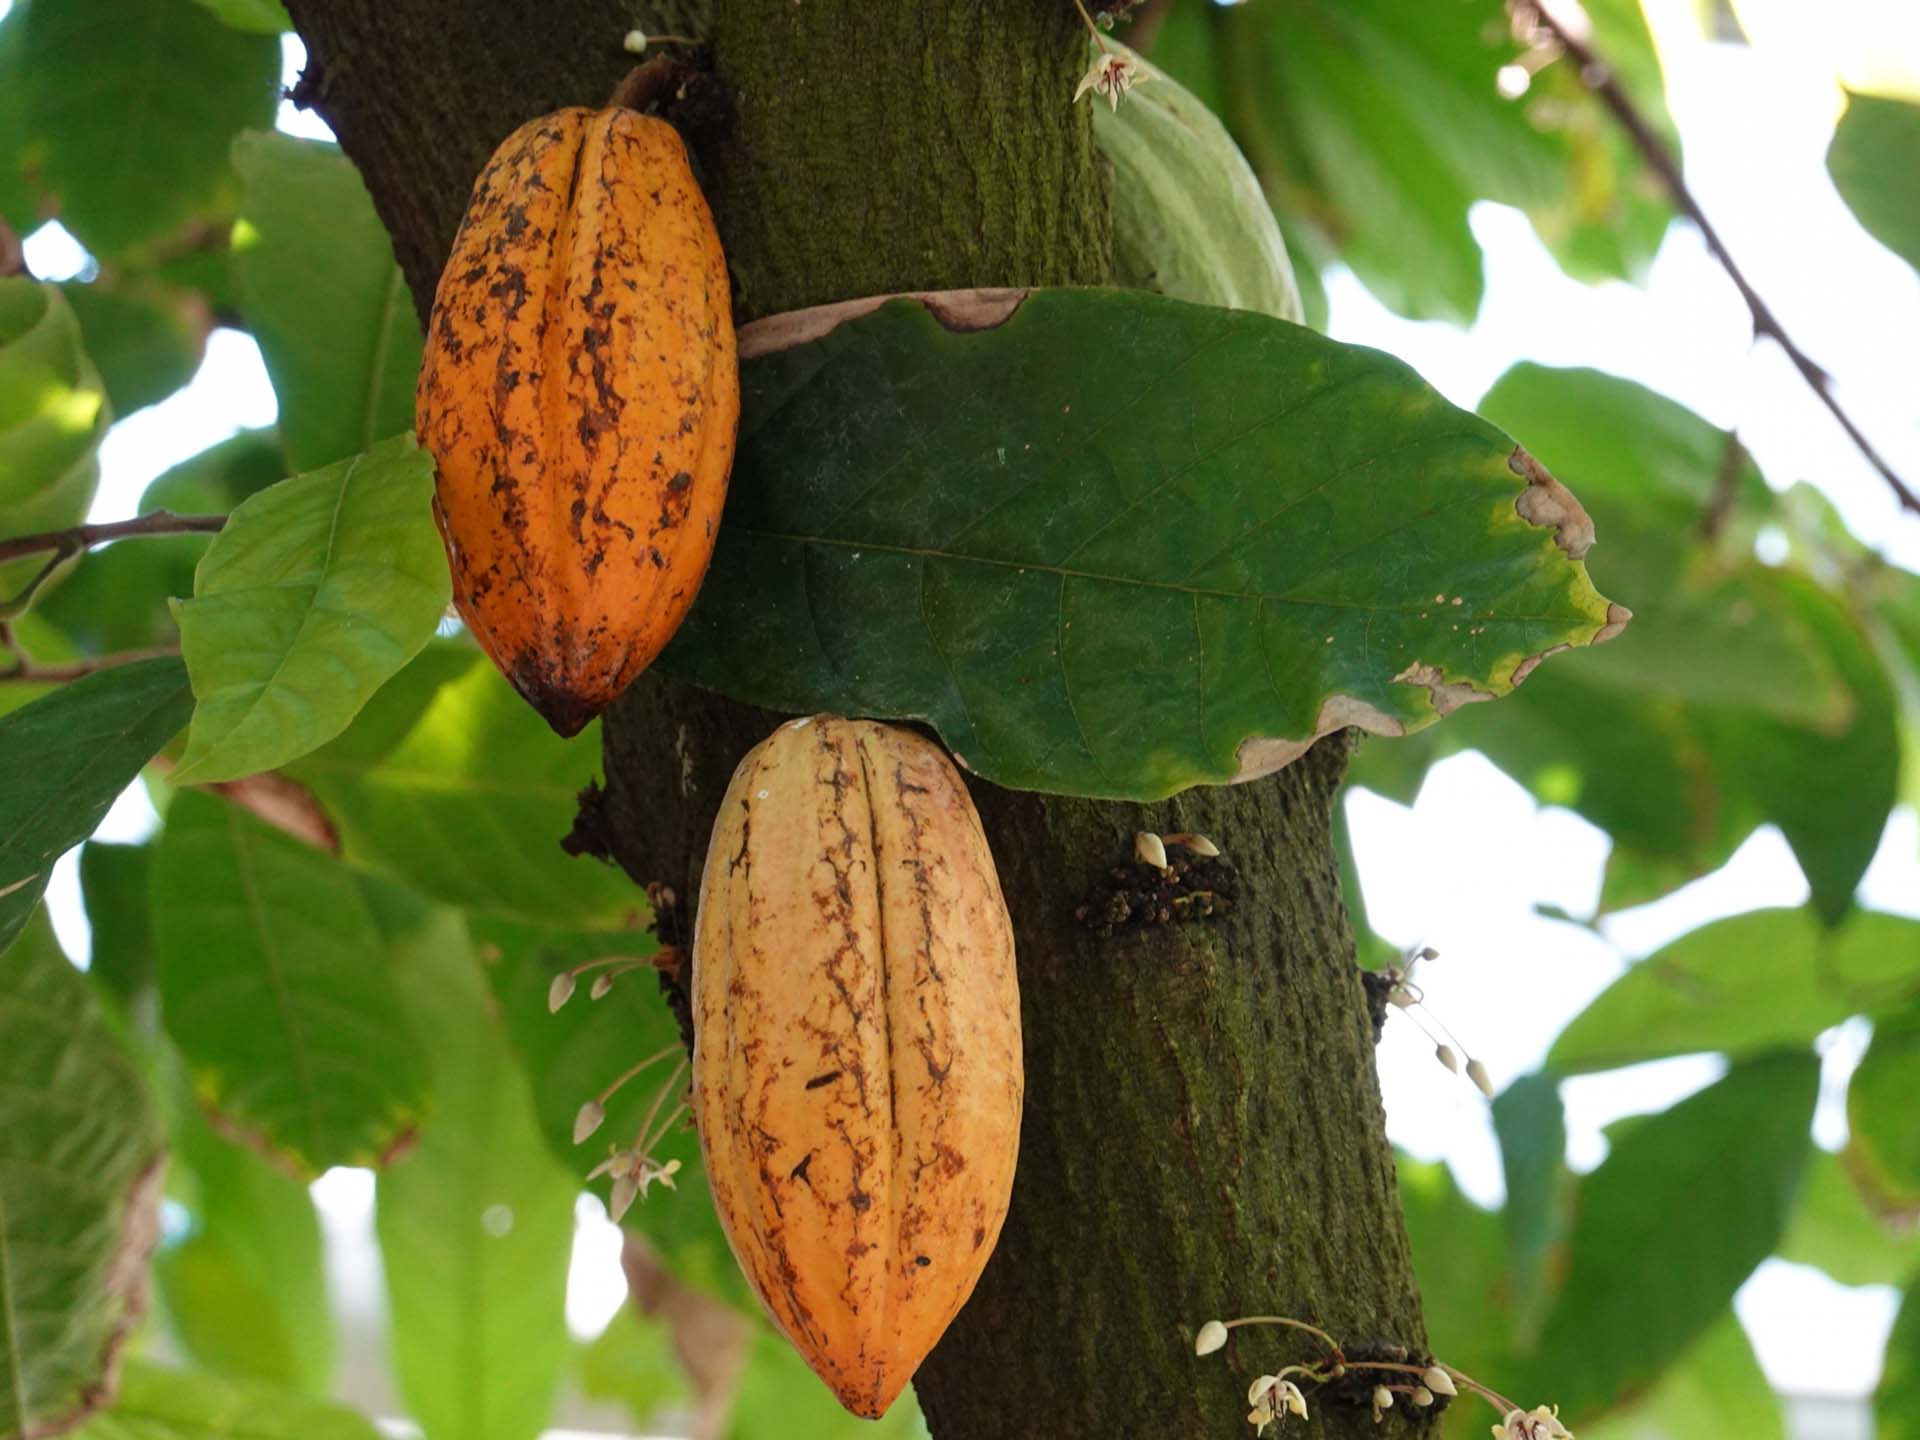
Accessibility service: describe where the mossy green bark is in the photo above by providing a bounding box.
[278,1,1432,1434]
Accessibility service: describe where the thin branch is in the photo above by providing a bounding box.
[0,218,24,278]
[0,510,229,567]
[0,643,182,686]
[1511,0,1920,516]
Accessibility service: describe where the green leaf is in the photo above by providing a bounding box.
[80,841,156,1011]
[1093,42,1302,323]
[1579,1313,1783,1440]
[1493,1072,1572,1345]
[577,1308,695,1430]
[1522,1054,1817,1422]
[60,281,202,418]
[193,0,289,35]
[1883,1273,1920,1440]
[65,1362,381,1440]
[1777,1148,1920,1288]
[0,278,109,599]
[231,131,424,472]
[1550,907,1920,1073]
[169,435,448,784]
[150,789,429,1174]
[0,910,166,1440]
[290,658,641,925]
[0,6,39,236]
[1395,1154,1511,1389]
[22,0,279,256]
[725,1332,928,1440]
[377,909,576,1440]
[1850,1003,1920,1204]
[156,1078,333,1393]
[0,656,193,952]
[139,430,288,516]
[1828,92,1920,272]
[659,290,1617,800]
[476,919,746,1307]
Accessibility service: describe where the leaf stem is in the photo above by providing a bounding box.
[1509,0,1919,516]
[0,619,180,686]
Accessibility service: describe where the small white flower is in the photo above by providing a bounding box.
[1276,1379,1308,1418]
[1195,1319,1229,1356]
[1493,1405,1575,1440]
[1074,50,1148,111]
[1246,1397,1275,1436]
[547,971,576,1013]
[573,1100,606,1143]
[1423,1366,1457,1397]
[1249,1375,1277,1406]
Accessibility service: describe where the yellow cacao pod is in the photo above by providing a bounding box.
[692,716,1023,1417]
[415,107,737,735]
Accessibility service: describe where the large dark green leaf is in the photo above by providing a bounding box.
[1884,1273,1920,1440]
[660,290,1618,800]
[1550,907,1920,1073]
[150,789,429,1174]
[1777,1148,1920,1288]
[1850,1003,1920,1204]
[0,910,166,1440]
[1395,1154,1510,1392]
[477,918,745,1306]
[0,6,36,235]
[290,658,641,925]
[157,1072,333,1393]
[1521,1054,1817,1422]
[169,435,448,783]
[0,278,108,598]
[65,1362,381,1440]
[0,656,193,952]
[1493,1072,1571,1345]
[1579,1313,1783,1440]
[194,0,289,34]
[79,841,156,1011]
[1828,92,1920,272]
[21,0,279,256]
[378,909,576,1440]
[231,132,424,472]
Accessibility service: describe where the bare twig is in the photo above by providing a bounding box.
[0,640,182,686]
[0,510,228,568]
[1511,0,1920,516]
[0,218,24,278]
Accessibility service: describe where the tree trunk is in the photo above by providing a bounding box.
[280,2,1433,1435]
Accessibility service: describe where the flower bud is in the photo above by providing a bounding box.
[590,971,616,1000]
[573,1100,606,1143]
[1436,1043,1460,1073]
[1423,1366,1457,1396]
[1412,1386,1434,1407]
[1194,1320,1229,1356]
[1135,830,1169,870]
[547,971,576,1013]
[1468,1058,1495,1098]
[1373,1384,1394,1411]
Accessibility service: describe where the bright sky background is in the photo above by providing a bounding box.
[13,0,1920,1432]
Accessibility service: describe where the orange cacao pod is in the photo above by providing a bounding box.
[415,107,737,735]
[692,716,1024,1417]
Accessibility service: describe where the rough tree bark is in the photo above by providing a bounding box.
[280,2,1434,1435]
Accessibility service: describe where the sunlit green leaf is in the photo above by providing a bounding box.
[0,278,108,598]
[231,131,424,472]
[660,290,1617,800]
[1850,1002,1920,1204]
[169,435,448,783]
[60,281,202,418]
[1493,1072,1572,1345]
[157,1075,333,1394]
[22,0,279,255]
[0,655,192,952]
[1579,1313,1783,1440]
[151,789,428,1174]
[576,1308,695,1431]
[1522,1054,1817,1422]
[1777,1148,1920,1288]
[726,1331,928,1439]
[378,909,576,1440]
[1828,92,1920,272]
[65,1362,381,1440]
[1093,42,1302,323]
[0,5,37,235]
[194,0,289,35]
[290,659,641,925]
[1550,907,1920,1073]
[0,910,166,1439]
[1395,1153,1510,1394]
